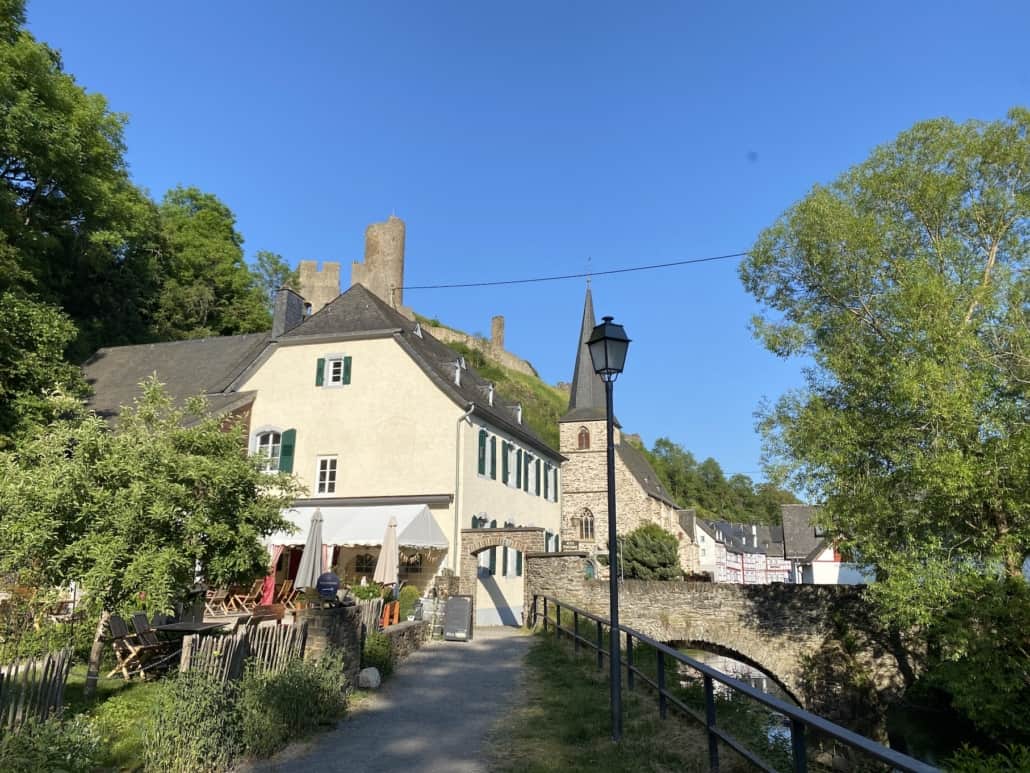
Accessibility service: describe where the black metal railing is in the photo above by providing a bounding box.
[532,594,938,773]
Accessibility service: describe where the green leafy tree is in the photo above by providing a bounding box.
[0,379,299,695]
[742,108,1029,623]
[253,250,299,313]
[620,523,682,580]
[0,292,87,446]
[741,109,1030,740]
[154,186,270,339]
[642,436,798,523]
[0,0,162,358]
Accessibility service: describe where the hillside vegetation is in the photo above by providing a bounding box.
[440,341,566,449]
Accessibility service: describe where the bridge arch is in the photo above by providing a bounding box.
[669,638,801,705]
[460,527,545,626]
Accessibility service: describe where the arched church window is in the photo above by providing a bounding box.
[579,508,595,541]
[578,427,590,450]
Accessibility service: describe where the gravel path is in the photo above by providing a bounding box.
[246,626,531,773]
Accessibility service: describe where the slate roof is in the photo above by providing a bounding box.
[283,285,563,461]
[707,519,785,557]
[616,441,680,508]
[780,504,828,561]
[82,333,269,423]
[561,287,618,424]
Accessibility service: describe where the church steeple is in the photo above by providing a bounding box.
[561,286,615,423]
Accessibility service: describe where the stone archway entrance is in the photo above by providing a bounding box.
[460,527,546,626]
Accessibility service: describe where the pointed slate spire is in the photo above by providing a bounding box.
[561,286,616,423]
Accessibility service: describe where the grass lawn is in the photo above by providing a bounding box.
[488,633,754,773]
[65,664,162,771]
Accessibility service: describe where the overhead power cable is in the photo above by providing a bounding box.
[400,251,749,291]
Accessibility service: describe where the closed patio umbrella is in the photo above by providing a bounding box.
[373,515,399,587]
[294,508,324,591]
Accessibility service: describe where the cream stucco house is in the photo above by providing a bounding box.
[83,282,564,625]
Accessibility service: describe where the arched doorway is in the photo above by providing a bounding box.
[460,526,546,627]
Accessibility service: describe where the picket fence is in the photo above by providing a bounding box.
[180,621,308,683]
[0,648,72,732]
[356,598,384,633]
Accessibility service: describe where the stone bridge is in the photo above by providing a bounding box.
[524,553,918,736]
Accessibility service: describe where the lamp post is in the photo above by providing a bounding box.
[587,315,630,742]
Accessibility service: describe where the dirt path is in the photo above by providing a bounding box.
[245,626,531,773]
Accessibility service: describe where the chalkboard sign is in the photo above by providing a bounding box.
[442,595,473,642]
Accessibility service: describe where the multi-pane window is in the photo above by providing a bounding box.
[317,456,338,494]
[328,357,346,385]
[355,553,375,573]
[255,431,281,472]
[579,508,595,541]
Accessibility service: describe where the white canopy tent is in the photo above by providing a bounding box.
[266,504,449,550]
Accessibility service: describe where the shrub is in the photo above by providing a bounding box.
[621,523,682,580]
[351,583,384,601]
[398,585,420,619]
[239,653,348,757]
[362,630,393,677]
[0,715,101,773]
[948,744,1030,772]
[141,671,242,773]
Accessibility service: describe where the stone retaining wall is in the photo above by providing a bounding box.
[383,620,429,662]
[294,604,362,686]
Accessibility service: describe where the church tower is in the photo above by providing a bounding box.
[559,286,619,553]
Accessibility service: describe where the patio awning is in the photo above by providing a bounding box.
[266,504,449,550]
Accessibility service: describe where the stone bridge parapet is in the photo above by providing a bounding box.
[525,552,917,737]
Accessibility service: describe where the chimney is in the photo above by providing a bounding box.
[272,287,306,337]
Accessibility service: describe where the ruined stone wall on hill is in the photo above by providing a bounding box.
[424,323,538,378]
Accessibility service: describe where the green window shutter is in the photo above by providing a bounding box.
[489,437,497,479]
[554,468,559,501]
[279,429,296,473]
[523,454,530,492]
[535,459,541,496]
[544,463,550,499]
[502,547,508,576]
[342,356,352,385]
[315,358,325,386]
[516,450,522,488]
[488,547,496,575]
[478,429,487,475]
[501,442,509,483]
[515,550,523,576]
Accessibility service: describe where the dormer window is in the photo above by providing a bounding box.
[515,404,523,424]
[487,383,494,407]
[578,427,590,450]
[453,360,462,386]
[413,322,423,338]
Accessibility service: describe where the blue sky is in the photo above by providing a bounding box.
[27,1,1030,482]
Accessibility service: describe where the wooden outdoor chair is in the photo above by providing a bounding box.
[204,588,236,616]
[275,580,298,611]
[232,579,264,612]
[105,614,170,680]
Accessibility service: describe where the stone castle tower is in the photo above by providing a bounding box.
[297,261,341,314]
[559,287,698,571]
[351,215,413,319]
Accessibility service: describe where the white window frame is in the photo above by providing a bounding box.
[325,354,347,387]
[251,426,284,473]
[316,455,338,494]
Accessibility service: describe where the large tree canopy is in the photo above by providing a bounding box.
[742,109,1029,623]
[0,0,162,358]
[154,186,271,339]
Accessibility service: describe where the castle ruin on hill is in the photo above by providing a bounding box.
[297,215,538,377]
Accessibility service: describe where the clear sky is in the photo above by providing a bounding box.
[26,1,1030,482]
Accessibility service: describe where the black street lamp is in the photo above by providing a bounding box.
[587,315,630,742]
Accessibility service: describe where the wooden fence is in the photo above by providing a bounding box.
[180,621,307,683]
[356,599,383,633]
[0,648,72,732]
